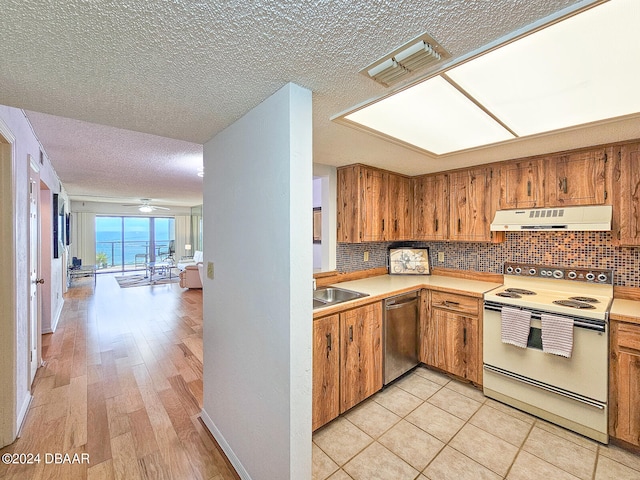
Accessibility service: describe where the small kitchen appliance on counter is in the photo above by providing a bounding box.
[483,262,613,443]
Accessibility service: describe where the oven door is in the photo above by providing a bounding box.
[482,301,608,443]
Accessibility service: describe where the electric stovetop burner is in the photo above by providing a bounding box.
[553,299,596,309]
[496,291,521,298]
[505,288,536,295]
[569,296,599,303]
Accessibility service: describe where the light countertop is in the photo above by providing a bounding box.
[610,299,640,325]
[313,274,501,318]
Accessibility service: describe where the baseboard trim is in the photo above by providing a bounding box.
[16,393,33,438]
[200,409,252,480]
[49,298,64,333]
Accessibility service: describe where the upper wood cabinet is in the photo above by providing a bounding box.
[313,314,340,431]
[545,149,607,206]
[449,167,495,242]
[616,143,640,245]
[498,159,545,209]
[337,164,410,243]
[387,173,413,241]
[413,173,448,241]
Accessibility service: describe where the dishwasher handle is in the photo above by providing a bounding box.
[385,297,418,310]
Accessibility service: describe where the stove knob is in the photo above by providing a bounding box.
[567,271,577,279]
[528,268,537,276]
[515,267,522,274]
[552,269,564,279]
[597,273,608,283]
[506,266,514,274]
[540,270,547,277]
[586,272,595,281]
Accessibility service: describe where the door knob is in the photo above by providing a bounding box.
[35,278,45,285]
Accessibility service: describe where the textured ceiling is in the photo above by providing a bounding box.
[1,0,612,206]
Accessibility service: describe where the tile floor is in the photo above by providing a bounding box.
[312,366,640,480]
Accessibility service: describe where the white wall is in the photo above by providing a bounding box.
[201,83,313,480]
[312,164,337,272]
[0,106,65,447]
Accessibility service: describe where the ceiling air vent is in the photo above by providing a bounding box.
[363,34,450,87]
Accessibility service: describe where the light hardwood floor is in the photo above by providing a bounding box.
[0,274,239,480]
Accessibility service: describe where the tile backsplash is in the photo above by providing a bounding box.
[337,232,640,288]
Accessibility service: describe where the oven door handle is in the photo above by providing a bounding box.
[484,302,606,333]
[483,364,606,410]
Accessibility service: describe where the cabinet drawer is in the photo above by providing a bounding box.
[430,291,479,316]
[618,322,640,354]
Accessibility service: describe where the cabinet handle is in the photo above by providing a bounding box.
[463,327,467,346]
[326,333,332,352]
[349,325,353,343]
[395,219,398,231]
[458,219,461,232]
[382,219,385,231]
[444,300,460,307]
[527,181,531,197]
[559,177,568,194]
[435,218,438,232]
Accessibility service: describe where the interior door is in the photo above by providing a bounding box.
[28,170,40,386]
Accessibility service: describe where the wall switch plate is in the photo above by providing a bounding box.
[438,252,445,262]
[207,262,214,279]
[364,251,369,262]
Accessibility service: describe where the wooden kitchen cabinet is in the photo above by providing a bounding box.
[422,291,481,384]
[616,143,640,246]
[312,314,340,431]
[337,165,411,243]
[498,159,545,209]
[387,172,412,241]
[413,173,448,241]
[449,167,496,243]
[545,148,607,206]
[609,319,640,447]
[340,302,383,412]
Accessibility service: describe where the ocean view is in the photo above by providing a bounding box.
[95,217,174,268]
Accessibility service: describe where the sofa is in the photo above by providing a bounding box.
[178,250,203,289]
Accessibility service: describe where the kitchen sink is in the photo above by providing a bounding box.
[313,286,369,309]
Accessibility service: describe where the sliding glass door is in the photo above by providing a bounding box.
[96,216,175,272]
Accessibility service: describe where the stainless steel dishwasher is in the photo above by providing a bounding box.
[384,291,419,385]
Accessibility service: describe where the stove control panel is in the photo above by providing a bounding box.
[504,262,613,285]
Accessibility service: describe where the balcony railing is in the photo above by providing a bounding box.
[95,240,173,270]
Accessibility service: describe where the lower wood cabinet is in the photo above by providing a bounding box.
[312,302,383,430]
[610,319,640,447]
[340,302,383,412]
[312,314,340,431]
[421,290,481,384]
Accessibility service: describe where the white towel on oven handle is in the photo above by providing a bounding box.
[541,313,573,358]
[501,306,531,348]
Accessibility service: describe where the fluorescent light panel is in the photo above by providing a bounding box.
[340,0,640,155]
[445,0,640,137]
[345,76,515,155]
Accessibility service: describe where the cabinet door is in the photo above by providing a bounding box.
[413,174,448,241]
[340,303,383,412]
[313,315,340,431]
[387,173,412,240]
[499,159,544,209]
[337,165,360,242]
[545,149,606,206]
[618,143,640,245]
[361,168,387,242]
[610,321,640,446]
[449,167,493,242]
[432,308,479,383]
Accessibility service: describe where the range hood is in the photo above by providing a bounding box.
[490,205,612,232]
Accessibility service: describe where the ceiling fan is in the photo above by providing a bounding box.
[122,199,170,213]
